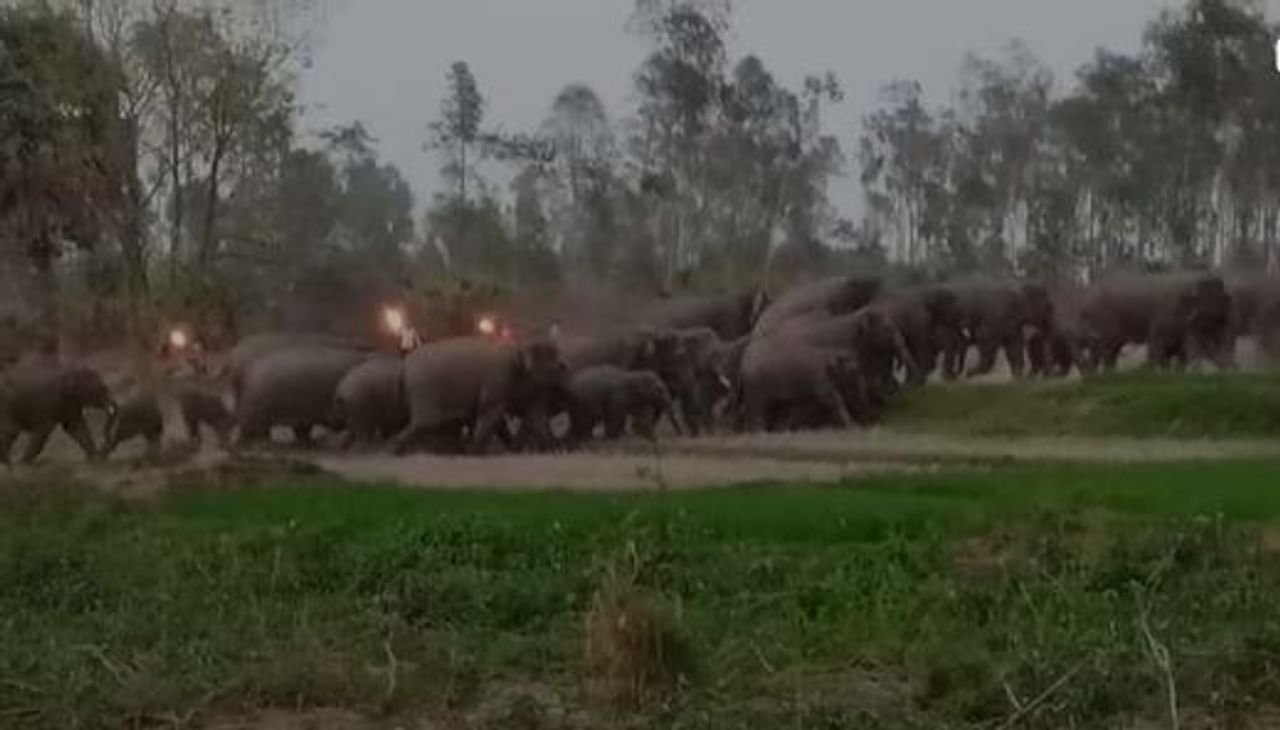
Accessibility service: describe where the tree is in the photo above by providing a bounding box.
[427,60,486,205]
[0,3,126,326]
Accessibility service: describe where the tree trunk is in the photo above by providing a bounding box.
[199,135,226,268]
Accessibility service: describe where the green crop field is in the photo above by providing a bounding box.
[893,372,1280,439]
[6,461,1280,728]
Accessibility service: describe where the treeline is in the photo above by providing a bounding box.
[858,0,1280,280]
[1,0,1275,348]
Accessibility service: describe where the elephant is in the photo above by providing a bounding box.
[639,288,769,341]
[943,279,1054,379]
[739,338,867,432]
[392,336,568,456]
[753,276,883,336]
[103,389,164,460]
[1224,272,1280,362]
[559,327,697,434]
[869,286,965,385]
[236,345,372,448]
[670,327,733,435]
[0,365,116,465]
[565,366,674,445]
[1027,296,1098,378]
[174,379,233,449]
[330,354,407,449]
[1078,271,1234,372]
[774,307,916,407]
[221,331,374,406]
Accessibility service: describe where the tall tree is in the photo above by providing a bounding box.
[427,60,486,205]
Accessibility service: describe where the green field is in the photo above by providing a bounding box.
[894,372,1280,438]
[7,462,1280,728]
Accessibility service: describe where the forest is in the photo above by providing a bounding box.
[1,0,1277,348]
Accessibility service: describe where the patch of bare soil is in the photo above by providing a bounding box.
[316,445,910,492]
[673,429,1280,465]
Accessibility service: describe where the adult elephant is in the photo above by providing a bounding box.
[330,354,407,449]
[1224,272,1280,363]
[236,345,372,448]
[222,332,374,405]
[1079,271,1234,372]
[1028,294,1097,378]
[753,276,883,336]
[392,336,568,456]
[639,288,769,341]
[739,337,867,432]
[776,307,916,405]
[670,326,733,435]
[0,365,116,465]
[943,279,1054,379]
[868,286,964,385]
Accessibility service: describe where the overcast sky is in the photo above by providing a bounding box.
[297,0,1274,217]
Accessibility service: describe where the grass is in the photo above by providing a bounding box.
[893,371,1280,438]
[6,462,1280,727]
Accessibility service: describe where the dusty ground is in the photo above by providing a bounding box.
[12,424,1280,497]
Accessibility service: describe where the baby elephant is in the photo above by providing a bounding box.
[566,366,673,445]
[103,389,164,460]
[174,380,233,449]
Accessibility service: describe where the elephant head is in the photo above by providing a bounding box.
[853,309,917,381]
[628,373,674,440]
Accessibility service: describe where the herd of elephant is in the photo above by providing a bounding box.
[0,267,1274,465]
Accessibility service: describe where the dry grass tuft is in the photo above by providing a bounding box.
[582,557,693,707]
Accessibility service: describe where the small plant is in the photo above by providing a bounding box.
[583,545,694,707]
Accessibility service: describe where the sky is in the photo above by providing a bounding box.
[296,0,1274,219]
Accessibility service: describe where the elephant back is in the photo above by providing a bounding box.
[238,345,371,430]
[753,276,881,336]
[401,336,519,429]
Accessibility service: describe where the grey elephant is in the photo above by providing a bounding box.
[0,365,116,465]
[669,326,734,436]
[739,337,866,432]
[869,286,965,385]
[330,354,407,449]
[565,365,673,445]
[236,345,372,448]
[174,379,234,449]
[1224,272,1280,362]
[776,307,916,407]
[222,331,374,405]
[103,389,164,460]
[392,336,568,456]
[1028,295,1098,378]
[639,288,769,341]
[1078,271,1234,371]
[559,327,696,434]
[753,276,883,336]
[943,279,1054,378]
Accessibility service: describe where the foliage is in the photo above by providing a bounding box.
[857,0,1280,279]
[9,463,1280,726]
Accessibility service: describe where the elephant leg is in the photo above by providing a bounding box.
[0,423,18,468]
[62,415,98,462]
[603,410,627,440]
[742,392,767,433]
[816,380,853,430]
[1004,335,1026,379]
[292,425,314,450]
[145,434,162,462]
[20,423,54,465]
[469,407,504,455]
[391,422,427,456]
[183,413,202,446]
[967,333,999,377]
